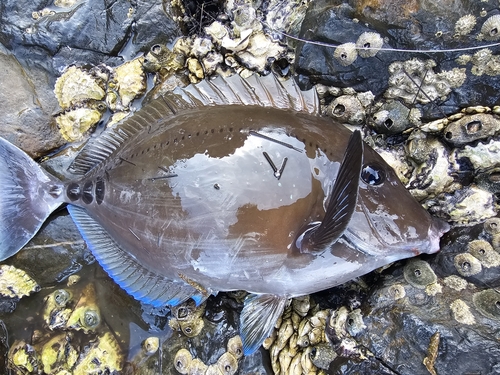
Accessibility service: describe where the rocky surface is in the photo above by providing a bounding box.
[0,0,500,374]
[295,0,500,119]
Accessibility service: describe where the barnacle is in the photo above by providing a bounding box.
[385,59,466,104]
[237,32,286,72]
[190,358,208,374]
[191,37,214,58]
[407,134,455,200]
[356,32,383,58]
[227,336,243,359]
[65,284,101,333]
[43,289,73,330]
[143,44,185,76]
[388,284,406,300]
[327,95,365,125]
[426,282,443,296]
[8,341,38,373]
[454,14,476,36]
[334,43,357,66]
[187,57,205,83]
[480,14,500,41]
[169,299,206,337]
[449,299,476,325]
[467,240,500,268]
[174,348,192,374]
[444,113,500,146]
[345,309,366,337]
[369,100,411,134]
[403,260,437,289]
[484,217,500,250]
[454,253,482,277]
[456,54,471,65]
[143,337,160,355]
[472,289,500,320]
[443,275,468,291]
[216,352,238,375]
[39,332,78,374]
[309,343,336,370]
[429,186,496,225]
[112,57,146,108]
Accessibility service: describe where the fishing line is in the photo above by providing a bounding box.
[262,22,500,53]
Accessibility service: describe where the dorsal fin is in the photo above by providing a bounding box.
[69,74,320,175]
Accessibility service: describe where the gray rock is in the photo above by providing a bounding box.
[0,46,62,157]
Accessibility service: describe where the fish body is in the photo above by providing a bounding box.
[0,74,448,354]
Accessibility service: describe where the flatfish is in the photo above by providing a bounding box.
[0,74,449,354]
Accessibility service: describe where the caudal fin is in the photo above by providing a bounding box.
[0,137,63,260]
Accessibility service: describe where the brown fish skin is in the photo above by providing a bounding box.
[63,104,446,296]
[0,74,449,355]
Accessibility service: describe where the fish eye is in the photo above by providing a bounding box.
[361,164,385,185]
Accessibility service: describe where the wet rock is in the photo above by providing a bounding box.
[0,47,62,157]
[0,0,179,68]
[8,212,92,287]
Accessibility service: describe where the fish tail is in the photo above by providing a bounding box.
[0,137,64,261]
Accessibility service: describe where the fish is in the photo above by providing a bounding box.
[0,74,449,354]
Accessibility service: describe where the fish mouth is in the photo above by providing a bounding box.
[427,217,450,254]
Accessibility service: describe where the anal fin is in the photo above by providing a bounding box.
[296,130,363,253]
[240,294,288,355]
[67,206,205,307]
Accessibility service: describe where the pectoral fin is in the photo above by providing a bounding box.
[240,294,288,355]
[297,130,363,253]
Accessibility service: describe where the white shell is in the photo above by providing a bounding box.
[481,14,500,41]
[333,43,357,66]
[356,32,383,58]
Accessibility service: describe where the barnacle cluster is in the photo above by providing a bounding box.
[173,335,243,375]
[333,31,384,66]
[8,282,123,375]
[171,0,296,83]
[384,58,466,104]
[406,132,456,201]
[457,48,500,76]
[54,58,146,142]
[263,296,334,375]
[169,299,206,337]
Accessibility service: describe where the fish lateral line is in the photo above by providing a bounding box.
[249,130,303,152]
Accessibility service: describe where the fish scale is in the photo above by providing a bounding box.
[0,73,449,355]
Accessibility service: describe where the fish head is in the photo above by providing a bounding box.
[346,145,449,260]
